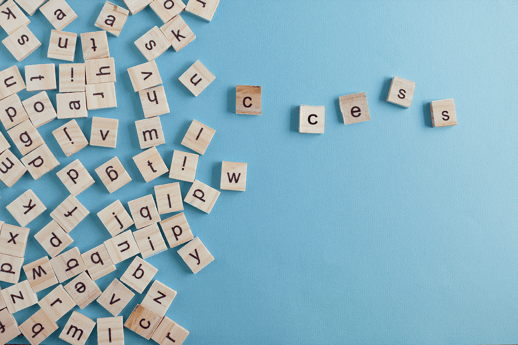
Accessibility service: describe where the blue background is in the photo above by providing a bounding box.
[1,0,517,344]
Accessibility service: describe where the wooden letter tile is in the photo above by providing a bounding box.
[0,65,25,100]
[431,99,457,127]
[185,0,219,21]
[0,93,28,129]
[124,304,161,339]
[12,0,46,16]
[123,0,152,15]
[1,280,38,314]
[177,237,213,274]
[19,308,58,345]
[178,60,215,96]
[181,119,215,155]
[56,92,88,119]
[85,57,115,84]
[139,85,169,118]
[184,180,220,213]
[59,311,96,345]
[90,116,118,148]
[134,223,167,259]
[151,316,189,345]
[0,0,30,34]
[141,280,176,316]
[386,76,416,108]
[50,195,89,233]
[39,0,77,31]
[6,188,46,226]
[299,105,324,134]
[220,161,247,191]
[120,256,158,293]
[25,64,57,92]
[159,212,193,248]
[160,15,195,52]
[22,91,57,128]
[50,247,86,283]
[34,220,73,258]
[56,159,95,196]
[95,1,129,37]
[133,146,168,183]
[85,82,117,110]
[151,0,185,23]
[339,92,370,125]
[136,116,166,149]
[0,253,23,283]
[2,24,40,61]
[7,119,45,156]
[0,223,29,258]
[38,284,76,322]
[128,60,162,92]
[0,148,26,187]
[53,119,88,156]
[97,316,124,345]
[64,271,101,309]
[135,26,170,61]
[103,230,140,264]
[97,199,134,237]
[0,131,9,153]
[236,85,261,115]
[95,156,132,193]
[0,308,20,344]
[23,256,58,293]
[80,31,110,60]
[81,243,115,281]
[21,143,59,180]
[128,194,161,229]
[59,63,86,93]
[154,182,183,214]
[97,278,135,316]
[48,30,77,61]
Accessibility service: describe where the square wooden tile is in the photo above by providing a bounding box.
[90,116,118,148]
[53,119,88,157]
[0,65,25,100]
[133,146,169,183]
[56,159,95,196]
[19,308,58,345]
[0,223,29,258]
[0,0,30,34]
[123,0,152,14]
[25,63,57,92]
[178,60,215,96]
[0,131,9,153]
[34,220,73,258]
[135,116,166,149]
[12,0,46,16]
[236,85,261,115]
[0,149,26,187]
[139,85,170,118]
[141,280,176,316]
[339,92,370,125]
[97,316,124,345]
[154,182,183,214]
[128,194,161,229]
[159,212,193,248]
[185,0,219,21]
[97,278,135,316]
[97,199,134,237]
[151,316,189,345]
[160,14,195,52]
[220,161,247,191]
[38,284,76,322]
[6,188,46,226]
[2,24,40,61]
[386,76,416,108]
[0,253,23,283]
[49,247,86,283]
[95,156,132,193]
[22,91,57,128]
[20,143,60,180]
[135,26,170,61]
[7,119,45,155]
[56,92,88,119]
[23,256,58,293]
[1,280,38,314]
[181,119,215,155]
[95,1,129,37]
[184,180,220,214]
[0,308,20,344]
[150,0,185,23]
[59,63,86,93]
[50,194,89,233]
[81,243,115,281]
[59,311,96,345]
[177,237,213,274]
[431,99,457,127]
[128,60,162,92]
[103,230,140,264]
[85,57,115,84]
[120,256,158,293]
[86,82,117,110]
[39,0,77,30]
[64,271,101,309]
[0,94,28,130]
[47,30,77,61]
[124,304,161,340]
[169,150,198,182]
[80,31,110,60]
[134,223,167,259]
[299,105,325,134]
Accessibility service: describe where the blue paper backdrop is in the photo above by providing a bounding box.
[1,0,518,344]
